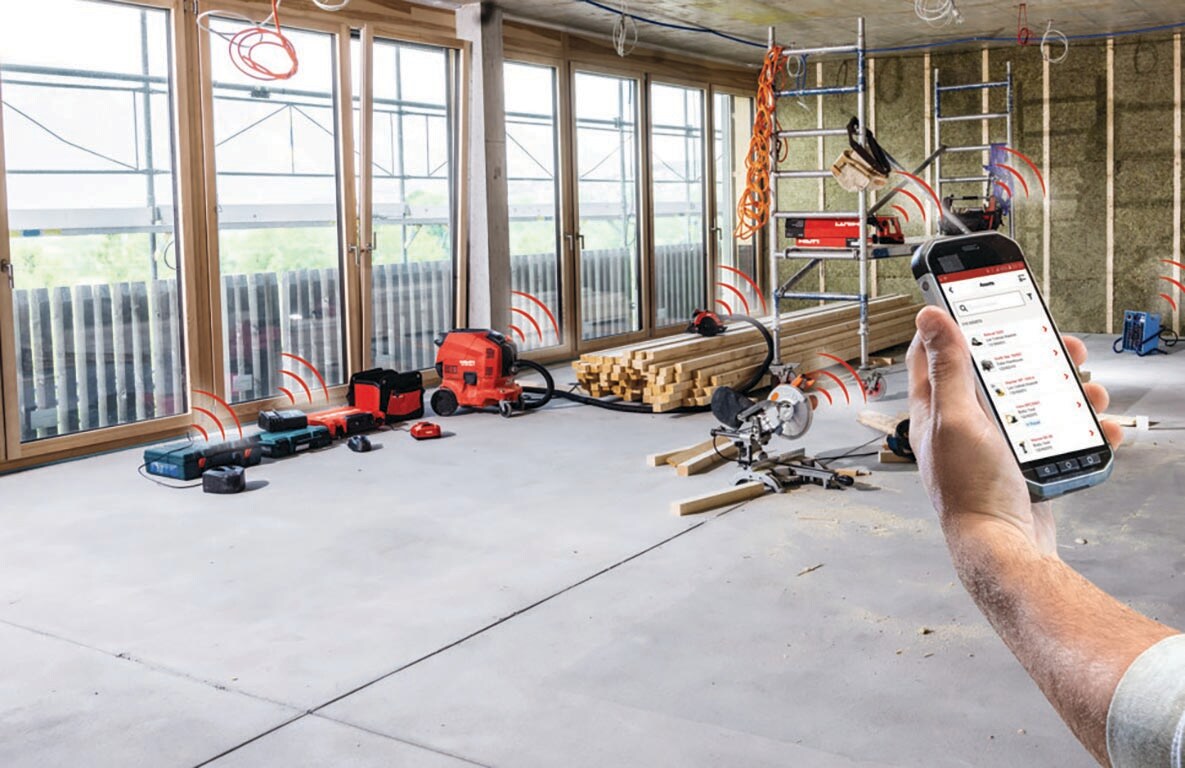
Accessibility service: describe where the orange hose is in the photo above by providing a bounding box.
[734,45,784,241]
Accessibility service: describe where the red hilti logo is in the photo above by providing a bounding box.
[460,360,477,368]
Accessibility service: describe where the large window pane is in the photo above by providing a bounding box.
[368,39,455,372]
[714,93,759,315]
[504,62,562,351]
[1,0,186,442]
[574,72,640,341]
[651,83,705,326]
[209,20,344,404]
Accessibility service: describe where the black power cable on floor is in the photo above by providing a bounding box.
[523,314,776,415]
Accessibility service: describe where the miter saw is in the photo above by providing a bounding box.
[709,374,853,494]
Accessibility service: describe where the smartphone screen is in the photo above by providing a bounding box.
[920,234,1111,486]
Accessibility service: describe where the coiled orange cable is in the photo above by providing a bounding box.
[734,45,784,241]
[198,0,299,82]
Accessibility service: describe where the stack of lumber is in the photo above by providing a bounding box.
[573,296,921,411]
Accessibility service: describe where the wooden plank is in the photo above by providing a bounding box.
[672,481,767,517]
[663,436,732,468]
[858,410,909,436]
[676,441,741,477]
[647,436,721,468]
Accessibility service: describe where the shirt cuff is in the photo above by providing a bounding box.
[1107,634,1185,768]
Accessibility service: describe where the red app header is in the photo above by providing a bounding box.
[937,261,1026,283]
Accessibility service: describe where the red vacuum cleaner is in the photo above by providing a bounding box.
[430,329,554,417]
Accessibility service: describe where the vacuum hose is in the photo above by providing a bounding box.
[522,314,776,415]
[515,359,555,409]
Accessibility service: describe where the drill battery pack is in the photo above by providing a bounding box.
[257,409,309,433]
[257,425,332,458]
[144,437,262,481]
[348,368,425,422]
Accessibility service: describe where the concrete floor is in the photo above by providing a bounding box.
[1,334,1182,767]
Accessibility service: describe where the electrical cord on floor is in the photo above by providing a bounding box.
[813,435,884,468]
[1112,328,1180,356]
[523,314,775,415]
[137,437,204,489]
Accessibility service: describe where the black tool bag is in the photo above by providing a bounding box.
[348,368,425,422]
[939,195,1004,235]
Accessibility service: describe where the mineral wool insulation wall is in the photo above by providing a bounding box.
[776,32,1184,334]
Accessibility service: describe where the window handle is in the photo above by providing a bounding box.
[566,233,584,252]
[0,258,12,289]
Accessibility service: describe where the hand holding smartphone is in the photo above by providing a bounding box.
[912,232,1113,501]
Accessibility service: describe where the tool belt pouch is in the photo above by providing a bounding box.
[831,149,888,192]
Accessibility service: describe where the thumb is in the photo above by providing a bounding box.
[916,306,979,414]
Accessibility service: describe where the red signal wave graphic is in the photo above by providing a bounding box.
[989,163,1030,198]
[277,387,296,405]
[193,389,243,438]
[897,188,928,222]
[280,353,330,403]
[719,265,768,314]
[809,369,851,405]
[280,369,313,404]
[193,406,227,441]
[717,282,751,315]
[512,291,560,339]
[508,324,527,343]
[998,146,1046,198]
[715,298,734,315]
[894,171,941,211]
[817,353,868,403]
[1160,276,1185,293]
[892,204,911,224]
[511,307,544,342]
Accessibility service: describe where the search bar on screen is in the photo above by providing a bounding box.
[954,291,1026,317]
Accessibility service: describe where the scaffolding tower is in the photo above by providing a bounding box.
[766,19,914,390]
[933,62,1016,238]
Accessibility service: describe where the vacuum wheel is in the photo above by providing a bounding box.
[431,388,459,417]
[498,400,515,418]
[864,371,887,401]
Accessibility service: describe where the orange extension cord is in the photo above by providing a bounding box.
[228,0,299,81]
[733,44,785,241]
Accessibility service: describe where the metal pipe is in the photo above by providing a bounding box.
[776,127,848,139]
[941,175,991,184]
[767,25,781,364]
[774,211,862,219]
[856,16,869,369]
[936,81,1009,92]
[775,85,861,98]
[778,258,823,293]
[778,44,860,58]
[934,67,942,232]
[944,144,993,153]
[1006,60,1016,239]
[869,145,947,215]
[773,170,833,179]
[778,291,864,302]
[938,112,1010,123]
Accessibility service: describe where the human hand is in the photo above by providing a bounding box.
[907,306,1122,557]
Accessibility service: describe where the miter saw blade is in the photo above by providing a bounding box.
[767,384,813,440]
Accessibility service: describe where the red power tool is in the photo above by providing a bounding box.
[430,329,553,417]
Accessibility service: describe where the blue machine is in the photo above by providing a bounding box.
[1119,310,1162,356]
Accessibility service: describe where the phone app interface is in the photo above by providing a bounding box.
[939,261,1106,464]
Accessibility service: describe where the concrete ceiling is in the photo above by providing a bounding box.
[484,0,1185,65]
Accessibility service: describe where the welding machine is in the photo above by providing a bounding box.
[1114,310,1175,357]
